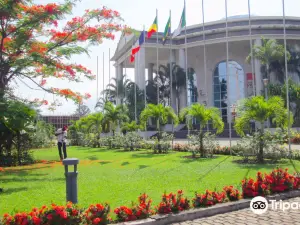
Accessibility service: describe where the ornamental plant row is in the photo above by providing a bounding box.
[1,168,299,225]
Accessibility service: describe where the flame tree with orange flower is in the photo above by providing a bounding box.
[0,0,130,106]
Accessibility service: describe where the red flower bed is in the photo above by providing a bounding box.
[193,190,227,208]
[114,194,152,222]
[242,168,300,198]
[1,168,300,225]
[156,190,190,214]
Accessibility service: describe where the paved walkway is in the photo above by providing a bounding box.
[173,139,300,150]
[171,197,300,225]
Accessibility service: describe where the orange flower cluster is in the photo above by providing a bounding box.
[0,167,4,172]
[19,3,60,15]
[223,186,241,201]
[156,190,190,214]
[114,194,153,222]
[51,88,90,103]
[28,43,48,55]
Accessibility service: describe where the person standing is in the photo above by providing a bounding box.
[55,125,68,160]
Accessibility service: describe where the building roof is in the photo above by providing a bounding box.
[111,16,300,62]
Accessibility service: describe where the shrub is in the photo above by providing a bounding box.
[151,132,173,154]
[193,190,226,208]
[188,132,218,158]
[114,194,152,222]
[156,190,190,214]
[173,143,189,152]
[213,146,231,155]
[123,132,142,151]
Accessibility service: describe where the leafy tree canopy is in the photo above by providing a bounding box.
[0,0,131,109]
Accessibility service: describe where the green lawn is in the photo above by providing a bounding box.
[1,146,300,215]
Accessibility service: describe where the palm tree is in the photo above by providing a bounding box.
[154,63,187,109]
[140,104,178,153]
[180,104,224,157]
[103,102,129,136]
[121,121,140,134]
[234,96,293,163]
[246,37,290,81]
[102,75,132,104]
[84,112,104,147]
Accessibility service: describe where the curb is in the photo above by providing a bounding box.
[117,190,300,225]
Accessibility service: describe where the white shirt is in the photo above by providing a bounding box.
[55,128,67,143]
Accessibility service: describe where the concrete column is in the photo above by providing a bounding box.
[148,63,154,81]
[135,47,146,90]
[254,39,263,96]
[178,49,187,110]
[170,49,177,111]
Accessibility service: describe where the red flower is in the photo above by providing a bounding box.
[92,218,102,224]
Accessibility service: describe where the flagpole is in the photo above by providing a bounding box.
[184,0,190,141]
[169,10,173,108]
[169,9,174,149]
[109,48,111,99]
[202,0,209,132]
[124,36,127,101]
[134,34,138,123]
[248,0,255,97]
[282,0,292,157]
[184,0,188,107]
[156,9,159,104]
[97,56,99,104]
[103,52,105,100]
[143,26,147,139]
[225,0,232,149]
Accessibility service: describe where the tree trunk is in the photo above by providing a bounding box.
[157,119,161,153]
[257,123,265,163]
[17,132,21,166]
[199,128,204,158]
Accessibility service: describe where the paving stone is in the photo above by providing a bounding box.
[171,197,300,225]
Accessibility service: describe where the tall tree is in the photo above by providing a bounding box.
[102,75,132,105]
[84,112,104,147]
[103,102,129,136]
[0,0,129,106]
[180,104,224,157]
[234,96,293,163]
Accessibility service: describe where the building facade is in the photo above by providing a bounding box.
[111,16,300,124]
[40,115,80,130]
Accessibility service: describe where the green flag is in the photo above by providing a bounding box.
[172,6,186,38]
[162,16,171,45]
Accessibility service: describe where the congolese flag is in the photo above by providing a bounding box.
[147,16,158,38]
[162,16,171,45]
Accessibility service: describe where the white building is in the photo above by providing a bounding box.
[111,16,300,125]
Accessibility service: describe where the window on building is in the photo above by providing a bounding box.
[187,67,198,106]
[213,61,245,123]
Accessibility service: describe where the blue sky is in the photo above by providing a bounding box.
[14,0,300,115]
